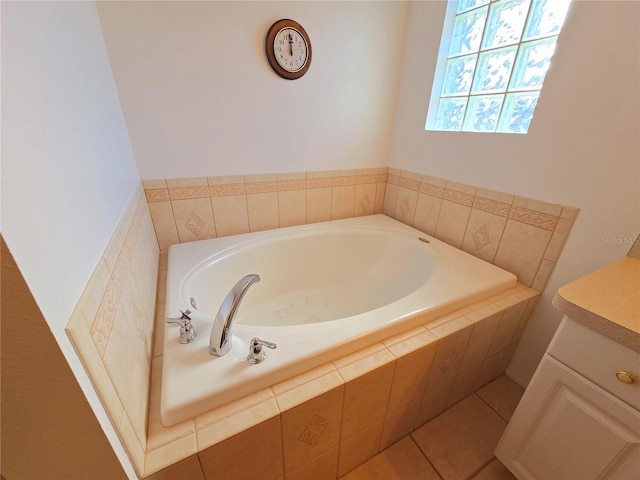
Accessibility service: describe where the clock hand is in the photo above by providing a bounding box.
[288,33,293,56]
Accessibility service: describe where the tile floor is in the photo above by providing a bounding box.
[340,375,524,480]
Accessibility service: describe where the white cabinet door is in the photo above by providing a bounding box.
[495,356,640,480]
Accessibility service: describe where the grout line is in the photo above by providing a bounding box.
[408,434,445,480]
[473,389,511,423]
[466,456,499,480]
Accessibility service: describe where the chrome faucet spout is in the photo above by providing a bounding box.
[209,274,260,356]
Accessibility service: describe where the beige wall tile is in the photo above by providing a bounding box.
[415,383,450,427]
[144,434,198,478]
[171,198,217,243]
[103,301,150,450]
[461,208,509,263]
[494,219,553,286]
[531,258,555,291]
[195,389,278,450]
[279,189,306,228]
[333,343,394,383]
[119,411,145,478]
[274,368,344,413]
[425,327,472,394]
[386,343,437,413]
[459,313,502,373]
[394,187,418,226]
[354,183,377,217]
[544,215,577,263]
[384,327,437,358]
[374,181,386,214]
[478,350,508,386]
[382,182,399,217]
[340,363,395,440]
[331,185,355,220]
[379,398,421,450]
[285,446,338,480]
[80,318,124,433]
[413,193,442,236]
[280,386,344,473]
[75,258,111,329]
[306,187,331,224]
[488,301,527,356]
[434,199,472,249]
[512,195,563,217]
[148,201,179,251]
[210,194,249,237]
[337,421,384,478]
[247,191,279,232]
[198,417,283,480]
[446,363,482,408]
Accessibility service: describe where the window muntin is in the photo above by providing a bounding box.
[426,0,571,134]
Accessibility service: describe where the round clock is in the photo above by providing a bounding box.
[265,19,312,80]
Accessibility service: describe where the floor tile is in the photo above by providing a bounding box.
[411,394,507,480]
[339,436,440,480]
[476,375,524,421]
[471,458,516,480]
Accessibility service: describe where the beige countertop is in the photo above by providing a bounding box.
[553,256,640,352]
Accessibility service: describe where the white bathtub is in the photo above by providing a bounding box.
[161,215,516,426]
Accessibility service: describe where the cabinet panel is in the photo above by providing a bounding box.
[549,317,640,410]
[495,356,640,480]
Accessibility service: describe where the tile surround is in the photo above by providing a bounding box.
[143,169,387,252]
[65,167,578,479]
[66,184,160,477]
[143,281,540,479]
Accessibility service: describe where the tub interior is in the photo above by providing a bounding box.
[182,229,439,327]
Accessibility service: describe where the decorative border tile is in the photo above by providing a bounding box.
[509,206,559,231]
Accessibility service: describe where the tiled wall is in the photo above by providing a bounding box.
[383,168,578,290]
[143,169,388,251]
[66,184,160,477]
[145,167,578,292]
[145,269,540,479]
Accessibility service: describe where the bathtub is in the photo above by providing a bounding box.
[161,214,516,426]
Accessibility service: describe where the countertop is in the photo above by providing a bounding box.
[553,256,640,352]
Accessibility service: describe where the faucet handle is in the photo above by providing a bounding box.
[247,337,277,364]
[166,310,198,344]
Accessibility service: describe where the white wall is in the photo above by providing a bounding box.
[1,2,140,476]
[97,1,408,180]
[389,0,640,382]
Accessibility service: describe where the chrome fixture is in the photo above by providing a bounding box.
[209,274,261,357]
[166,309,197,344]
[247,337,277,364]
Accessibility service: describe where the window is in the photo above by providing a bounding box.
[425,0,571,134]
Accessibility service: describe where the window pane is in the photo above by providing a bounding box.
[449,6,488,56]
[471,45,517,93]
[457,0,490,14]
[442,54,478,96]
[434,97,468,131]
[463,94,504,132]
[524,0,571,40]
[497,92,539,133]
[482,0,531,50]
[510,37,557,90]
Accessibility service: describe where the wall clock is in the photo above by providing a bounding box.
[265,19,312,80]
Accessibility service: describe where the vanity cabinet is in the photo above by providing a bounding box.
[495,317,640,479]
[496,256,640,479]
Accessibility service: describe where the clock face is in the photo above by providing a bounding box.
[273,27,308,73]
[265,19,312,80]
